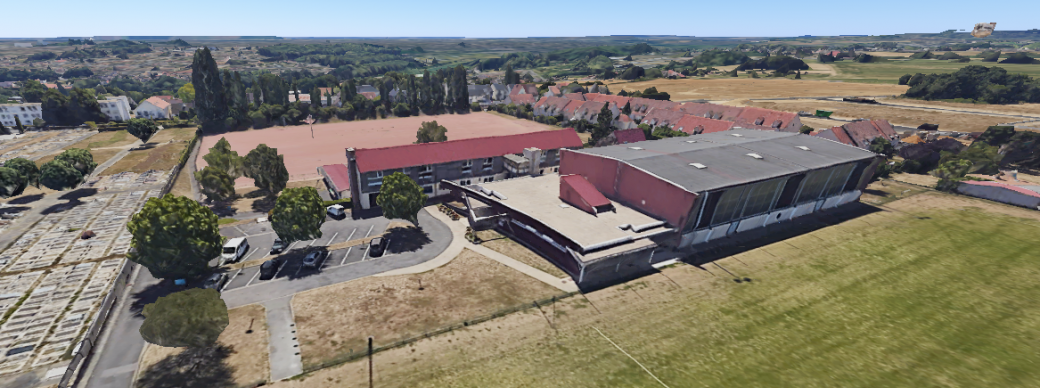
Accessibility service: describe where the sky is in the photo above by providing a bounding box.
[0,0,1033,38]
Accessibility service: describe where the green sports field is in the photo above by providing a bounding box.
[814,59,1040,84]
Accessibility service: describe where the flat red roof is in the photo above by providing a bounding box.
[321,164,351,191]
[561,174,611,207]
[354,129,584,173]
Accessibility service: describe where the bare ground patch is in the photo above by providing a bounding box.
[604,78,907,100]
[105,142,186,174]
[879,98,1040,117]
[476,229,568,278]
[743,99,1010,132]
[291,248,562,368]
[136,304,270,388]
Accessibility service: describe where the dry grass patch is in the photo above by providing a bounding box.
[105,142,185,174]
[136,304,270,388]
[148,126,197,143]
[743,99,1010,132]
[291,248,562,368]
[889,173,940,188]
[35,147,122,168]
[604,78,907,100]
[879,98,1040,117]
[168,164,194,198]
[476,229,568,278]
[860,179,931,206]
[79,130,138,149]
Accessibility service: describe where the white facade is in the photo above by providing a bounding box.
[98,96,132,121]
[0,103,43,128]
[134,98,171,119]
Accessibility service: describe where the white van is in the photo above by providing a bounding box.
[221,237,250,265]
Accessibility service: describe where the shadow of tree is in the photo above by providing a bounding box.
[6,194,43,205]
[0,205,30,216]
[384,226,432,254]
[135,345,237,388]
[285,246,326,280]
[250,196,275,214]
[59,188,98,201]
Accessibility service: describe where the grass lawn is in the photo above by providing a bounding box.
[476,229,568,278]
[168,164,194,198]
[148,126,197,144]
[273,190,1040,388]
[104,142,186,174]
[291,248,563,368]
[82,130,137,149]
[136,304,270,388]
[35,147,122,168]
[812,59,1040,84]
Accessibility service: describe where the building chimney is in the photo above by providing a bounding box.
[345,148,360,219]
[523,147,543,176]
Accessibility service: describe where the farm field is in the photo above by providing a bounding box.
[878,98,1040,117]
[737,99,1011,132]
[605,78,907,100]
[819,59,1040,84]
[269,189,1040,388]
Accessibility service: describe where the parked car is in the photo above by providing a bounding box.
[202,273,228,291]
[368,237,386,258]
[220,237,250,265]
[327,204,346,218]
[259,258,281,280]
[270,238,286,254]
[302,250,325,268]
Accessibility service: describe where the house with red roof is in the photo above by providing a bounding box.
[563,93,585,101]
[956,181,1040,209]
[732,107,802,132]
[612,128,646,144]
[534,96,572,118]
[507,93,537,105]
[640,108,687,128]
[560,99,588,121]
[509,84,539,97]
[318,164,352,199]
[345,130,584,210]
[814,119,898,149]
[673,115,735,135]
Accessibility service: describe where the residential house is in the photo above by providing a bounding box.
[134,96,172,119]
[356,84,379,98]
[153,96,186,116]
[640,108,687,128]
[732,107,802,132]
[490,84,510,101]
[345,130,584,211]
[506,93,537,106]
[0,103,42,128]
[613,128,646,144]
[546,85,562,97]
[533,96,572,118]
[814,119,898,149]
[673,115,735,135]
[468,85,492,104]
[508,84,539,98]
[317,164,351,200]
[98,96,132,121]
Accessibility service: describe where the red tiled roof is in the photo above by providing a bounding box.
[562,100,586,115]
[564,93,585,101]
[359,92,378,100]
[613,128,646,144]
[870,119,897,138]
[509,84,538,96]
[578,101,607,118]
[548,86,561,95]
[510,94,536,105]
[733,106,797,130]
[354,130,584,173]
[142,96,171,110]
[676,103,743,121]
[586,94,631,107]
[642,108,686,127]
[560,174,612,211]
[820,126,855,146]
[321,164,351,191]
[842,120,888,147]
[674,115,735,135]
[961,181,1040,198]
[618,114,632,122]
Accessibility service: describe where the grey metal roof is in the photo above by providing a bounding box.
[573,129,877,193]
[468,85,491,95]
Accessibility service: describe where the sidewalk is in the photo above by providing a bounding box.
[375,205,465,277]
[468,244,578,293]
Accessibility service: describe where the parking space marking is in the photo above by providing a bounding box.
[241,248,260,262]
[307,238,317,246]
[221,269,243,292]
[316,251,331,268]
[339,247,352,266]
[274,260,291,278]
[234,225,247,236]
[343,228,357,243]
[363,225,375,238]
[244,268,262,287]
[325,232,339,246]
[287,241,298,250]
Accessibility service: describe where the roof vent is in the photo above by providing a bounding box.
[746,153,764,159]
[796,146,811,151]
[628,146,643,150]
[685,140,697,143]
[730,133,744,137]
[689,163,707,169]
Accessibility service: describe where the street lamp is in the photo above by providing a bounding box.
[303,114,315,138]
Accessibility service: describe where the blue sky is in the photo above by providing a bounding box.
[0,0,1033,38]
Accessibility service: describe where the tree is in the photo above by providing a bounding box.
[311,86,322,108]
[593,103,614,144]
[67,88,107,124]
[202,138,245,179]
[3,158,40,187]
[799,125,814,135]
[191,48,228,133]
[14,116,24,133]
[376,172,427,226]
[934,159,973,192]
[271,187,325,244]
[393,103,411,117]
[139,288,228,348]
[898,74,912,85]
[0,167,27,198]
[244,144,289,195]
[54,148,97,176]
[196,166,236,203]
[415,121,447,143]
[127,118,159,143]
[127,194,223,280]
[795,70,802,79]
[176,83,195,103]
[504,64,517,85]
[868,137,895,157]
[32,118,45,128]
[621,101,631,116]
[40,160,83,190]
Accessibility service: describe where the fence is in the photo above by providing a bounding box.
[302,291,579,374]
[58,259,135,388]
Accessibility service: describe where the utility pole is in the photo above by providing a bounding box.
[368,336,374,388]
[304,115,315,138]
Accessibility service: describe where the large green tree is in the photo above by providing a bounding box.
[127,194,223,280]
[3,157,40,187]
[202,137,245,179]
[39,160,83,190]
[139,288,228,348]
[868,137,895,157]
[176,83,195,103]
[0,167,27,198]
[67,88,108,124]
[376,172,427,226]
[127,118,159,143]
[244,144,289,195]
[416,121,448,144]
[21,80,48,103]
[191,48,229,133]
[54,148,97,176]
[195,166,236,203]
[271,187,325,244]
[934,159,973,192]
[592,103,614,144]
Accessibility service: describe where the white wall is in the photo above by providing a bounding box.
[0,103,43,127]
[134,101,169,119]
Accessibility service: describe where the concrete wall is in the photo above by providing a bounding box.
[956,183,1040,209]
[578,247,656,289]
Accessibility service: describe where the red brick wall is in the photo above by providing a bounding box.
[614,163,699,228]
[559,150,620,197]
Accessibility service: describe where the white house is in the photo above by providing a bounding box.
[134,96,172,119]
[98,96,132,121]
[0,103,43,128]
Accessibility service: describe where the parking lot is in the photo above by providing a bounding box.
[216,216,392,292]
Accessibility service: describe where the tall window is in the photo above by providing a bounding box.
[822,164,855,197]
[740,178,784,218]
[710,186,748,226]
[794,167,836,204]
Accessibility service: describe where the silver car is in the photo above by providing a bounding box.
[302,250,325,268]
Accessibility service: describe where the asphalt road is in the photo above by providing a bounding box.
[82,209,451,388]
